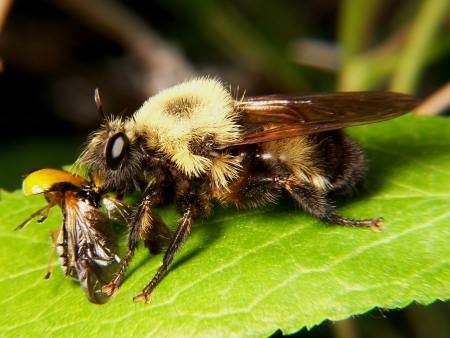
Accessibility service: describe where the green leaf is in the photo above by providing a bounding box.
[0,115,449,337]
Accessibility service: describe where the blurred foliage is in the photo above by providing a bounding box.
[0,0,449,337]
[0,1,449,154]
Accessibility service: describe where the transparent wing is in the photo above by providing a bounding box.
[64,194,120,304]
[220,92,419,146]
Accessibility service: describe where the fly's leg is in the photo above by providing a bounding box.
[133,193,210,303]
[101,196,162,297]
[226,159,382,231]
[102,173,174,298]
[282,177,382,232]
[133,212,192,303]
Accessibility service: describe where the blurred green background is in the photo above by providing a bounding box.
[0,0,449,337]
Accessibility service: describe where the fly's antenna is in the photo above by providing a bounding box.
[94,88,111,131]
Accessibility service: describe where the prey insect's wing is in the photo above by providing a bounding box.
[63,193,120,304]
[101,195,134,226]
[224,92,419,146]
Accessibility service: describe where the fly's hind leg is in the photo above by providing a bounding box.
[282,177,383,232]
[226,160,381,231]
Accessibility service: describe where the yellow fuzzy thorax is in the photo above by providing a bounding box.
[132,78,242,189]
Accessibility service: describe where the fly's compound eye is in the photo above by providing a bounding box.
[105,132,130,169]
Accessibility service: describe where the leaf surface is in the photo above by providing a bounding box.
[0,115,449,337]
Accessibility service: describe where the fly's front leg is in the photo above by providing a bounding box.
[133,193,211,303]
[101,174,173,298]
[132,212,192,303]
[282,177,382,232]
[101,195,168,296]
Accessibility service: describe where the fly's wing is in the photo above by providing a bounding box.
[222,92,419,146]
[64,193,120,304]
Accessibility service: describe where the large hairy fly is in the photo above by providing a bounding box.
[76,78,419,303]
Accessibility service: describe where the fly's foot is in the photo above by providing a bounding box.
[328,216,384,232]
[133,266,166,303]
[133,292,151,303]
[101,281,120,297]
[350,217,383,232]
[133,287,153,303]
[367,217,384,232]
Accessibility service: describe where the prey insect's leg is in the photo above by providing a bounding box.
[283,177,382,232]
[15,205,48,231]
[15,194,59,231]
[44,229,62,279]
[134,193,210,303]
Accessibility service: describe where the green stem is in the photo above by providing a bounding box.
[337,0,382,60]
[390,0,450,93]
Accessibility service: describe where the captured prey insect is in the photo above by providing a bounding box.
[76,78,420,303]
[17,169,146,303]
